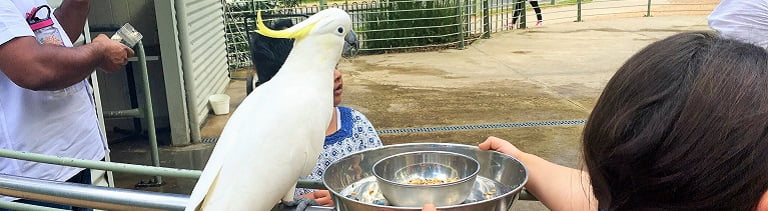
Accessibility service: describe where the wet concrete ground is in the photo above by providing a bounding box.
[109,8,712,210]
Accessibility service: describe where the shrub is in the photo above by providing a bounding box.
[362,0,462,53]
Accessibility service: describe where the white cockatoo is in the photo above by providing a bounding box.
[186,8,353,210]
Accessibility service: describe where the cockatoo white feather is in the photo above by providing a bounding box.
[186,8,353,210]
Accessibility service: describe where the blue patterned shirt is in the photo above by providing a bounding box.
[295,106,383,196]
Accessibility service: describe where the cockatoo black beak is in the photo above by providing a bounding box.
[342,30,359,58]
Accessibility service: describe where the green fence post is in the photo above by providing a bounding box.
[482,0,490,38]
[320,0,328,9]
[576,0,582,22]
[645,0,652,17]
[457,0,465,49]
[519,0,527,29]
[136,40,163,185]
[551,0,555,5]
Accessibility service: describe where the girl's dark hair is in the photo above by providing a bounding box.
[583,31,768,210]
[249,19,295,83]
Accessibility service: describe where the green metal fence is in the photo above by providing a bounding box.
[223,0,718,70]
[223,0,510,70]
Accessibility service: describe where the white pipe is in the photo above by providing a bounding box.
[173,0,202,143]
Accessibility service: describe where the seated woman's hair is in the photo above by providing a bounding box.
[249,19,295,84]
[583,31,768,210]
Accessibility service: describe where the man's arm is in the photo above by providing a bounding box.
[0,34,133,91]
[53,0,89,42]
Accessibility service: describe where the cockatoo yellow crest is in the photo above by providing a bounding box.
[256,11,316,39]
[186,8,353,211]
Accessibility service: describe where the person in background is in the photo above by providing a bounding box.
[250,19,381,207]
[0,0,133,210]
[509,0,543,29]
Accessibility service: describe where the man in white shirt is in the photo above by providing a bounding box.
[708,0,768,49]
[0,0,133,209]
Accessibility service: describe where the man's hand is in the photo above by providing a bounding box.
[300,190,335,206]
[92,34,134,73]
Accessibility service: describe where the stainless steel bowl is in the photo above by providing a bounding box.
[372,151,480,207]
[323,143,529,211]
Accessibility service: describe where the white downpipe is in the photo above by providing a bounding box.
[173,0,202,143]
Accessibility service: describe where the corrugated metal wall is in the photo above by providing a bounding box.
[179,0,231,128]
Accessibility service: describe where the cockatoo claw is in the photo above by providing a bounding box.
[280,197,321,211]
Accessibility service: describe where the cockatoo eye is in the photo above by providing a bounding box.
[336,26,344,35]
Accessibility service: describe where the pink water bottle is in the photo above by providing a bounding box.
[26,5,64,46]
[27,5,83,96]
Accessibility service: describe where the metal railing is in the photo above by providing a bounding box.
[0,147,535,209]
[0,174,188,211]
[0,148,327,210]
[104,40,164,186]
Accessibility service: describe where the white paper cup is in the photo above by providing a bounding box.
[208,94,231,115]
